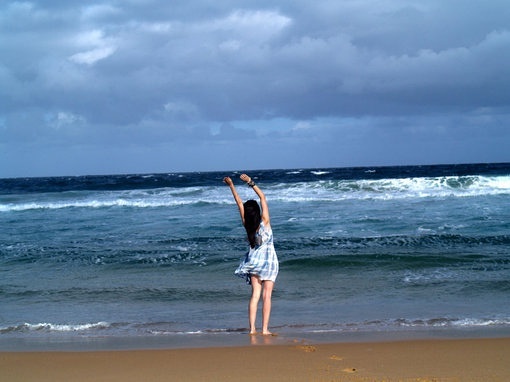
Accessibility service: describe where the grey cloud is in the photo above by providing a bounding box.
[1,0,509,176]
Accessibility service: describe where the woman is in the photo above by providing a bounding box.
[224,173,279,335]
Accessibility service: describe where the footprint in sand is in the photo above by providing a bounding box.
[296,345,317,352]
[329,355,343,361]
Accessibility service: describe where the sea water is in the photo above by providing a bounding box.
[1,163,509,349]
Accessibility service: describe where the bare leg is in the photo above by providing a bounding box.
[249,275,262,334]
[261,280,274,335]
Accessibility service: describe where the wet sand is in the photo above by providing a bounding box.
[1,337,509,381]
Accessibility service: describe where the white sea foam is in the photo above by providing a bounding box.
[295,317,510,332]
[272,175,510,202]
[0,187,230,212]
[146,329,207,335]
[0,322,110,334]
[453,318,510,327]
[394,317,510,328]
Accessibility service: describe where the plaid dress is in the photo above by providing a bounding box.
[235,221,279,284]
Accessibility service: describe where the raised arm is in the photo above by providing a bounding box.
[240,174,270,225]
[223,176,245,224]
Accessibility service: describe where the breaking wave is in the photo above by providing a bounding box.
[1,175,508,212]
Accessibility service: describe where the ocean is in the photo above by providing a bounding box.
[1,163,509,350]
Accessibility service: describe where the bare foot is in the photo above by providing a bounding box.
[262,331,277,336]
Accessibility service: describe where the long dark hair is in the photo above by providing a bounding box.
[243,200,261,248]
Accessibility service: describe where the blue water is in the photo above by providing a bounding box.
[1,163,510,349]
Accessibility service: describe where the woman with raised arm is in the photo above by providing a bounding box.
[223,173,279,335]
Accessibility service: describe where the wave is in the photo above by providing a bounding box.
[271,174,510,202]
[3,317,509,338]
[377,317,510,329]
[310,170,331,176]
[0,238,231,267]
[2,233,509,269]
[1,174,508,212]
[0,321,249,339]
[278,233,510,252]
[0,284,245,305]
[302,317,510,332]
[0,322,111,334]
[282,252,510,281]
[279,234,510,278]
[0,198,202,212]
[0,187,230,212]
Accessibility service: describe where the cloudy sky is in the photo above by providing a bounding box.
[1,1,509,177]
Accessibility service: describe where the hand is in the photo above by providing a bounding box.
[223,176,234,186]
[240,174,251,183]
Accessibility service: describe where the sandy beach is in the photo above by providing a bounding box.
[2,337,509,382]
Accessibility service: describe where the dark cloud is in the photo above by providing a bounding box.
[1,1,509,177]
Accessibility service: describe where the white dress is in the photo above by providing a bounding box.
[235,221,279,284]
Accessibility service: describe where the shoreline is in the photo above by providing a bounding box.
[2,325,510,352]
[2,337,509,381]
